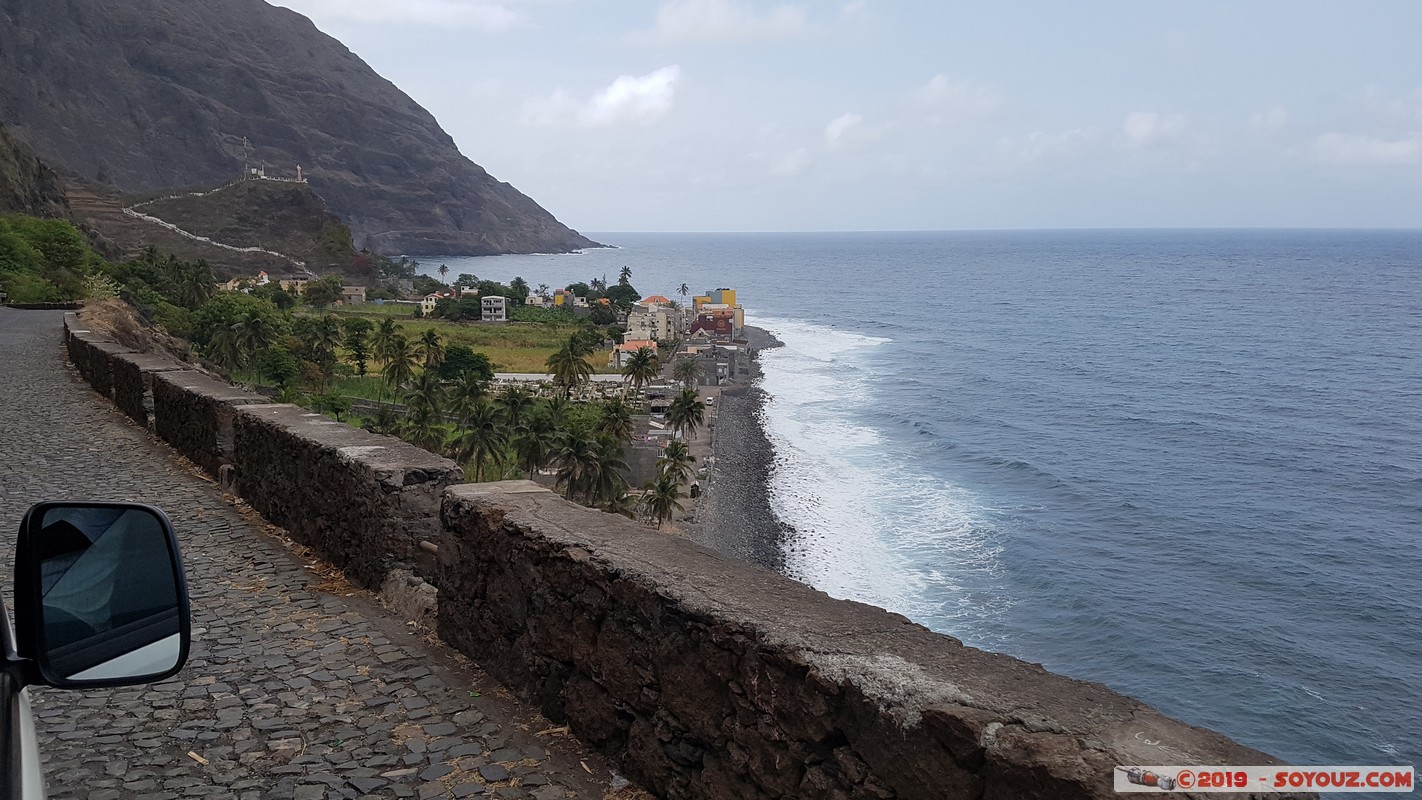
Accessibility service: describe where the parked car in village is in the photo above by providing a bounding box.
[2,502,191,799]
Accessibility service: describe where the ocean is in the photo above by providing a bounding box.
[421,230,1422,776]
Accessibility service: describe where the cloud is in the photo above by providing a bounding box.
[1122,112,1187,148]
[1249,107,1288,134]
[1314,133,1422,165]
[521,66,683,127]
[824,113,863,148]
[272,0,521,30]
[998,128,1099,163]
[637,0,810,44]
[770,147,812,177]
[911,75,1000,124]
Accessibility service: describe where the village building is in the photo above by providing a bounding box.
[609,339,658,369]
[481,295,507,322]
[340,285,366,305]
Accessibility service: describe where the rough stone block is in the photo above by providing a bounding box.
[232,404,463,588]
[111,352,190,426]
[151,370,272,474]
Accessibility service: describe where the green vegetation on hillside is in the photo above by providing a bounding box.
[0,215,105,302]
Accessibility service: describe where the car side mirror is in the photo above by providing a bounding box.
[14,502,191,688]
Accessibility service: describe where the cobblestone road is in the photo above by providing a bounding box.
[0,309,627,800]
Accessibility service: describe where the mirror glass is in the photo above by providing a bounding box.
[35,505,184,681]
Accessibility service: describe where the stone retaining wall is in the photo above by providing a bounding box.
[62,313,462,587]
[438,482,1312,800]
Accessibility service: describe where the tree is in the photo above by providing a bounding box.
[403,370,446,417]
[454,273,479,290]
[438,264,450,283]
[587,435,630,506]
[361,403,400,436]
[205,326,246,372]
[381,335,418,397]
[597,398,635,441]
[642,473,684,529]
[667,388,706,440]
[512,410,558,479]
[545,343,593,398]
[509,276,529,304]
[416,328,445,369]
[256,347,300,389]
[566,282,589,297]
[621,346,660,395]
[304,274,345,308]
[439,345,495,382]
[588,305,616,326]
[618,265,632,286]
[657,439,695,485]
[447,371,490,421]
[495,384,536,430]
[233,309,281,362]
[552,431,600,502]
[344,321,372,377]
[450,400,508,482]
[401,403,448,453]
[605,283,639,308]
[310,393,352,422]
[175,260,216,309]
[672,357,703,388]
[372,318,400,368]
[677,283,689,299]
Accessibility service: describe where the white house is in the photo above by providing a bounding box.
[482,295,507,322]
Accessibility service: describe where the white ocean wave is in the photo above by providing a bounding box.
[755,315,1012,645]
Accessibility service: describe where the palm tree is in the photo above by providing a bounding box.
[510,276,529,303]
[587,435,630,505]
[416,328,445,369]
[677,282,689,299]
[176,260,216,309]
[552,432,601,502]
[590,277,606,293]
[540,397,570,429]
[362,403,401,436]
[438,264,450,284]
[672,357,703,388]
[381,335,418,398]
[495,384,535,430]
[450,400,508,482]
[448,372,489,420]
[372,318,400,369]
[618,265,632,286]
[667,388,705,440]
[233,310,280,359]
[403,370,446,416]
[206,326,246,372]
[314,315,343,357]
[657,439,695,485]
[545,344,593,399]
[597,398,635,442]
[621,346,660,396]
[511,411,558,480]
[602,487,640,520]
[401,403,448,453]
[642,473,684,529]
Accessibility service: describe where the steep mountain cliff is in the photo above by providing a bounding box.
[0,122,67,217]
[0,0,597,256]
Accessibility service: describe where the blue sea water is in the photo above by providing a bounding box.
[423,230,1422,775]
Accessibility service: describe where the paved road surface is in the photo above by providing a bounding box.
[0,308,625,800]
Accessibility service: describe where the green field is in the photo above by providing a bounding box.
[318,309,616,374]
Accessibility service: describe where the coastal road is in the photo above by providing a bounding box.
[0,308,629,800]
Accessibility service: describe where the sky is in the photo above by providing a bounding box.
[269,0,1422,233]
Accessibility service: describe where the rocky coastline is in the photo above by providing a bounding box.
[686,324,793,573]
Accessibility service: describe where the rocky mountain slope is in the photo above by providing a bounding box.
[0,0,597,256]
[0,122,67,217]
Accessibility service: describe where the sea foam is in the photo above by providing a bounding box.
[755,316,1012,647]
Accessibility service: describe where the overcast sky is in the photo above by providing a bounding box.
[270,0,1421,233]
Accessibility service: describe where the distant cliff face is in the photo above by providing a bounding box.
[0,123,67,217]
[0,0,597,256]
